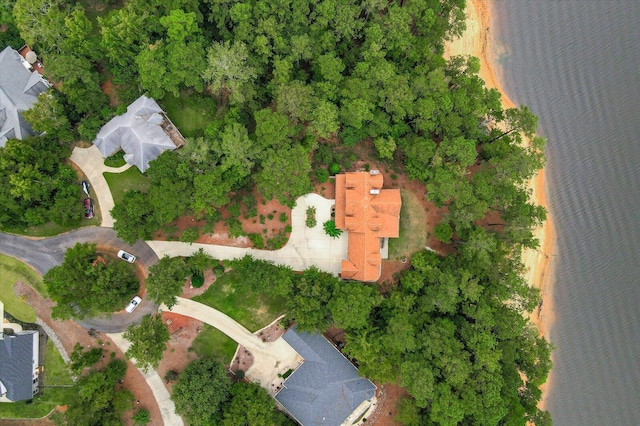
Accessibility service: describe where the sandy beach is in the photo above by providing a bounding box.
[444,0,556,408]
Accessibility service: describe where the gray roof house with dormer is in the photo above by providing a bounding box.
[0,46,50,147]
[93,95,178,172]
[275,328,376,426]
[0,330,40,402]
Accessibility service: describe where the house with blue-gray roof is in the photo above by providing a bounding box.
[275,328,377,426]
[0,329,40,402]
[0,46,51,147]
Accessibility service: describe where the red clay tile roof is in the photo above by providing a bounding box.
[334,171,401,281]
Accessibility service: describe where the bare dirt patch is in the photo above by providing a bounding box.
[229,319,287,377]
[156,312,202,394]
[153,188,293,250]
[368,383,411,426]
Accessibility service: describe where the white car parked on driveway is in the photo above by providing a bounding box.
[117,250,136,263]
[125,296,142,313]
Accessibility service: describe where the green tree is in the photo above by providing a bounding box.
[287,267,337,332]
[22,90,73,142]
[146,256,190,308]
[221,381,291,426]
[256,145,312,205]
[123,314,170,372]
[171,358,232,426]
[374,136,397,160]
[323,220,343,238]
[329,281,381,330]
[61,359,129,425]
[44,243,138,320]
[202,41,257,105]
[13,0,66,53]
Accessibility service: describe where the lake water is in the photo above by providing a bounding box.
[489,1,640,424]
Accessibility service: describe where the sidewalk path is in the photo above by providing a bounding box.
[148,193,348,275]
[165,298,301,389]
[70,145,132,228]
[107,332,184,426]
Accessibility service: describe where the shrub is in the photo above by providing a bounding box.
[329,162,341,175]
[205,210,222,224]
[133,408,151,425]
[315,167,329,183]
[267,213,274,220]
[226,218,245,238]
[191,271,205,288]
[279,212,288,223]
[245,207,257,219]
[267,233,289,250]
[259,214,266,224]
[248,233,264,249]
[434,222,453,243]
[213,263,225,276]
[242,194,257,211]
[165,370,179,383]
[180,227,199,244]
[323,220,343,238]
[284,224,292,233]
[314,144,333,165]
[227,203,241,218]
[234,369,245,380]
[306,206,317,228]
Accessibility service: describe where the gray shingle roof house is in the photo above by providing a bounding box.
[93,95,179,172]
[0,330,40,402]
[0,46,51,147]
[275,328,376,426]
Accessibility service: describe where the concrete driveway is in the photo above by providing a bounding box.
[70,145,132,228]
[0,228,159,332]
[107,332,184,426]
[165,298,301,389]
[148,193,348,275]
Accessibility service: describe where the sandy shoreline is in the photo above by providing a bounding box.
[444,0,556,408]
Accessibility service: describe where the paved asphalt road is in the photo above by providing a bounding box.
[0,227,159,332]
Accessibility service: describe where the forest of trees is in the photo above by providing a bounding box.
[3,0,551,424]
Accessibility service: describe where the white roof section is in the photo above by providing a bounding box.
[0,46,50,147]
[93,95,177,172]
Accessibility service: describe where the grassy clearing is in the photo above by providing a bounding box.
[1,215,99,237]
[104,151,126,168]
[192,270,287,331]
[0,254,46,322]
[160,92,218,138]
[44,340,74,386]
[189,324,238,364]
[104,167,151,205]
[0,386,74,419]
[388,189,428,260]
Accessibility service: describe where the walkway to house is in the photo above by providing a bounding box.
[148,193,349,275]
[107,332,184,426]
[70,145,132,228]
[165,297,302,389]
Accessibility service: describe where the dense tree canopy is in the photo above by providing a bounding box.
[123,314,170,372]
[146,256,190,308]
[44,243,139,320]
[9,0,552,422]
[171,358,232,426]
[0,136,81,228]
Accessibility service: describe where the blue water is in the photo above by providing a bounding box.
[490,1,640,424]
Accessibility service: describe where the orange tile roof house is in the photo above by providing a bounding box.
[334,171,401,281]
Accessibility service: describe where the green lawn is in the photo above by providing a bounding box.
[104,151,126,168]
[1,216,100,237]
[160,92,218,138]
[192,270,287,332]
[388,189,428,260]
[0,341,74,419]
[189,324,238,364]
[43,340,74,386]
[0,254,46,322]
[104,167,151,205]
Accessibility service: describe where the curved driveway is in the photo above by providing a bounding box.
[70,145,132,228]
[0,227,159,332]
[165,298,301,389]
[147,193,348,275]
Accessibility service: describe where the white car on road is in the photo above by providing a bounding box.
[125,296,142,313]
[117,250,136,263]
